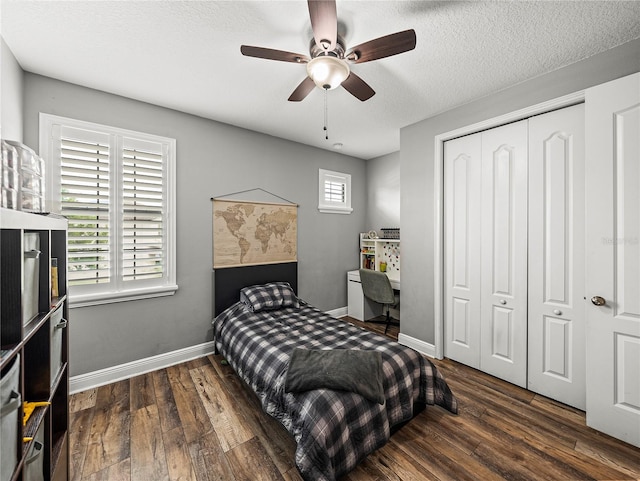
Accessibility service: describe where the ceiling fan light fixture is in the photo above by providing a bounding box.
[306,56,350,90]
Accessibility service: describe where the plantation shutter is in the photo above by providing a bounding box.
[59,127,111,287]
[122,138,165,282]
[318,169,352,214]
[324,178,346,204]
[42,113,177,306]
[56,128,168,288]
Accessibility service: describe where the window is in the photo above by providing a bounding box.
[318,169,352,214]
[40,114,177,307]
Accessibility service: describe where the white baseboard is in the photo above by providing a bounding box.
[327,306,348,318]
[69,341,216,394]
[398,333,438,359]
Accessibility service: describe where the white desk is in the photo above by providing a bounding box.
[347,270,400,321]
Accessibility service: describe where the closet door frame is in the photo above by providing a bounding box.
[433,90,585,359]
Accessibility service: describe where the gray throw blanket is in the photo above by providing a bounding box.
[285,348,385,404]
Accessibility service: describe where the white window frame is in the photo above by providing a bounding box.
[318,168,352,214]
[39,113,178,307]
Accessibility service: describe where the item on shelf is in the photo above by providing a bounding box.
[22,402,50,426]
[380,261,387,272]
[24,420,45,481]
[50,306,67,385]
[2,140,45,213]
[1,140,19,170]
[1,187,18,209]
[22,233,41,325]
[380,228,400,239]
[1,141,19,210]
[1,354,21,481]
[368,230,378,239]
[51,258,59,298]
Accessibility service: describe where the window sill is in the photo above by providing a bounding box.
[69,284,179,308]
[318,206,353,214]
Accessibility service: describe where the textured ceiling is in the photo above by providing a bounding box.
[2,0,640,159]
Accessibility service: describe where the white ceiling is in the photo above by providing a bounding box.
[2,1,639,159]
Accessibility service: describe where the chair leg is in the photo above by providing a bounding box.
[384,307,391,334]
[364,305,399,334]
[382,305,400,334]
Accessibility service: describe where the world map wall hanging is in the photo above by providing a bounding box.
[212,198,298,268]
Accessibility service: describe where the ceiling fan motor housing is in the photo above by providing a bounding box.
[309,36,346,59]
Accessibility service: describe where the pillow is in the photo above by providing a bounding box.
[285,348,385,404]
[239,282,300,312]
[271,281,300,308]
[240,283,283,312]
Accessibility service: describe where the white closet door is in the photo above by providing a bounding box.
[527,103,585,409]
[480,120,529,388]
[444,133,482,368]
[585,73,640,447]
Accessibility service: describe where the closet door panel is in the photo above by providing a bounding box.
[480,119,528,388]
[491,306,514,361]
[614,104,640,318]
[528,103,585,409]
[492,147,514,295]
[444,133,482,368]
[585,72,640,447]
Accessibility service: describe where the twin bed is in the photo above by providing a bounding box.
[212,266,458,481]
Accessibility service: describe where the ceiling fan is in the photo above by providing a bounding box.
[240,0,416,102]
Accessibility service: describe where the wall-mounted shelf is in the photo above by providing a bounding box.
[359,237,400,282]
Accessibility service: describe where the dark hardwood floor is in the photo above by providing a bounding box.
[69,317,640,481]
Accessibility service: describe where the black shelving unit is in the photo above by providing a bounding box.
[1,208,69,481]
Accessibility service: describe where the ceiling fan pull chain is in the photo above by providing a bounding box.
[324,88,329,140]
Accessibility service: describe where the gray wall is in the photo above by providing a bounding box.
[1,37,23,141]
[22,73,366,376]
[400,38,640,346]
[365,151,400,233]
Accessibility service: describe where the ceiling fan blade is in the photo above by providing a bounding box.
[341,72,375,102]
[346,29,416,64]
[288,77,316,102]
[307,0,337,51]
[241,45,309,63]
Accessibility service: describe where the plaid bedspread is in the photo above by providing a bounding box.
[213,301,458,481]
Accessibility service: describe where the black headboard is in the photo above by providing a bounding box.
[214,262,298,316]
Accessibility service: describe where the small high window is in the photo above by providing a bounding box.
[318,169,352,214]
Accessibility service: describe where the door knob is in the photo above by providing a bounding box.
[553,309,562,315]
[591,296,606,306]
[499,299,507,305]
